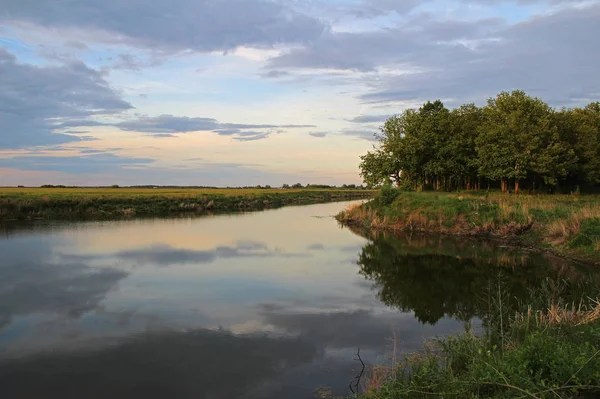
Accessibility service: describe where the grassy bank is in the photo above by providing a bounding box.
[360,300,600,398]
[336,190,600,264]
[0,187,374,220]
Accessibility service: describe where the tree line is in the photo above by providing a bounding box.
[360,90,600,193]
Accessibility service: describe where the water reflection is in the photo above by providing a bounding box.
[355,230,600,324]
[0,202,596,398]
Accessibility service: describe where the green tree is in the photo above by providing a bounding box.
[476,91,566,193]
[448,104,483,190]
[358,91,600,194]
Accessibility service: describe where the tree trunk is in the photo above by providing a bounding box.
[515,179,520,194]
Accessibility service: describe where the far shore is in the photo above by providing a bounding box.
[0,187,374,221]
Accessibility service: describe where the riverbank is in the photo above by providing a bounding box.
[359,300,600,398]
[0,187,374,220]
[336,190,600,265]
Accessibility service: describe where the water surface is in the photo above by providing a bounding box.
[0,201,595,398]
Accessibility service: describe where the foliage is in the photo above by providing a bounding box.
[363,320,600,399]
[360,90,600,193]
[372,184,402,207]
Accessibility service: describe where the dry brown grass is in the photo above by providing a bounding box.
[546,205,600,245]
[515,299,600,328]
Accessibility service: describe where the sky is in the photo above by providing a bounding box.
[0,0,599,187]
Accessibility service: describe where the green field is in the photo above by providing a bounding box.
[0,187,360,198]
[0,187,374,220]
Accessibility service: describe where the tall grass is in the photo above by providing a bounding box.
[360,295,600,398]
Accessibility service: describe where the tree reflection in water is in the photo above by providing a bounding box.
[354,230,600,325]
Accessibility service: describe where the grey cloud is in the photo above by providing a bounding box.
[360,5,600,106]
[348,115,392,123]
[65,40,88,50]
[148,133,177,138]
[78,149,107,154]
[341,129,378,141]
[266,15,495,72]
[269,4,600,107]
[213,128,242,135]
[0,153,153,174]
[0,49,132,149]
[259,70,290,79]
[116,115,218,132]
[296,0,420,21]
[111,53,143,71]
[364,0,422,15]
[63,130,90,134]
[308,131,328,138]
[58,115,315,142]
[232,131,272,141]
[1,0,327,53]
[221,123,315,129]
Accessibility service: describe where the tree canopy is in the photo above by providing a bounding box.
[360,90,600,193]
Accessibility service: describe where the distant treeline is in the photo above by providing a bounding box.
[360,90,600,193]
[31,184,367,189]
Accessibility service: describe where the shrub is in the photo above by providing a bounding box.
[375,184,402,207]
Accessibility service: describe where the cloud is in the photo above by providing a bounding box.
[232,131,272,142]
[358,5,600,106]
[266,16,500,72]
[266,4,600,107]
[0,154,153,174]
[57,115,315,141]
[308,131,328,138]
[348,115,392,123]
[341,129,378,141]
[110,54,145,71]
[115,115,219,133]
[0,49,132,149]
[259,70,291,79]
[1,0,327,54]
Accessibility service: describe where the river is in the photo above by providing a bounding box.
[0,200,596,398]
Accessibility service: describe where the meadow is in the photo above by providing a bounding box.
[0,187,374,220]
